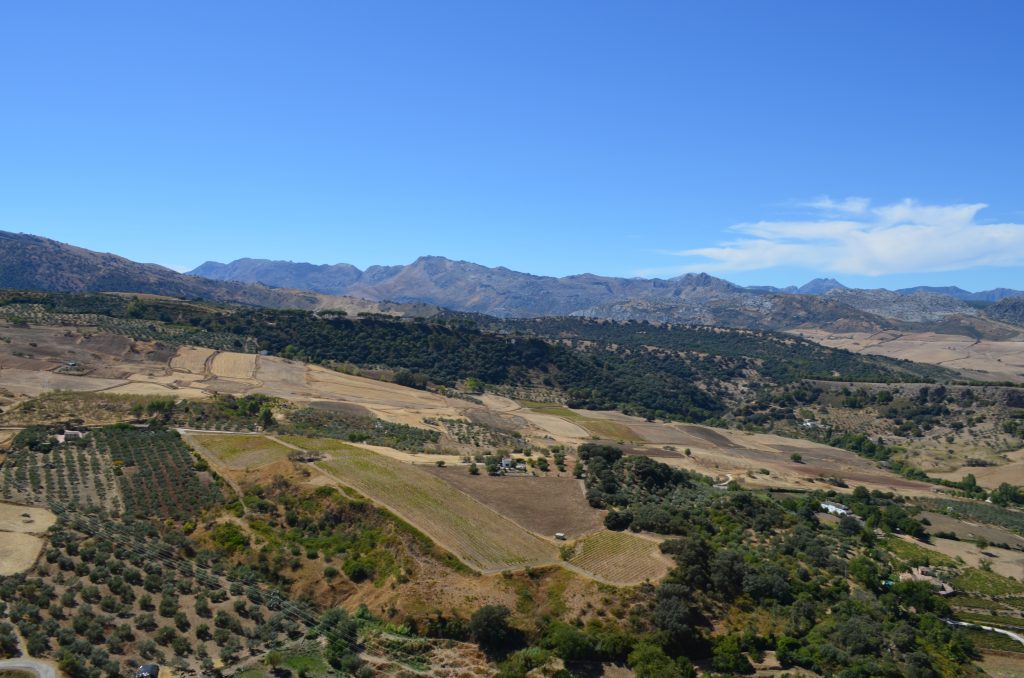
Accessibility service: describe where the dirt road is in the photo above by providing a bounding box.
[0,657,59,677]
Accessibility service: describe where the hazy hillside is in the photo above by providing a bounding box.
[988,296,1024,327]
[192,254,1020,328]
[192,255,911,328]
[193,255,753,317]
[2,232,1019,333]
[896,285,1024,302]
[0,231,437,317]
[823,288,978,322]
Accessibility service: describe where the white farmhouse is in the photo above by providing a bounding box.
[820,501,851,517]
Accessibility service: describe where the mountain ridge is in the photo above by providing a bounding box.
[189,255,1023,325]
[1,230,1021,333]
[0,231,438,317]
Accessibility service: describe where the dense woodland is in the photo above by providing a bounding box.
[568,444,981,677]
[0,292,967,424]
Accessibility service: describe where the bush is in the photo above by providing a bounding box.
[604,510,633,531]
[542,621,594,661]
[469,605,513,651]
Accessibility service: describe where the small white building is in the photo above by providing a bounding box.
[820,501,851,517]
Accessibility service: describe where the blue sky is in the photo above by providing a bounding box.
[2,1,1023,290]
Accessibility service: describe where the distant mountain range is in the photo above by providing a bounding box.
[1,230,1022,333]
[190,256,1024,326]
[0,232,437,316]
[718,277,1021,302]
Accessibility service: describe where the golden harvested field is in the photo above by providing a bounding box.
[287,436,560,572]
[0,501,54,576]
[254,355,309,390]
[931,449,1024,489]
[187,434,292,469]
[0,532,45,576]
[793,328,1024,383]
[567,530,672,585]
[169,346,216,374]
[509,401,590,439]
[0,502,56,533]
[517,403,642,441]
[210,352,257,380]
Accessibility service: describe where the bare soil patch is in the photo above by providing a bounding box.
[921,511,1024,550]
[931,449,1024,489]
[0,532,45,575]
[169,346,215,374]
[0,501,53,576]
[0,368,125,396]
[428,468,604,539]
[0,502,56,533]
[209,352,257,380]
[912,536,1024,580]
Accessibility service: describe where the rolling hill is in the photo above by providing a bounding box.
[0,231,437,316]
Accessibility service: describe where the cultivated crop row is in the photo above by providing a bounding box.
[305,437,557,572]
[0,304,240,348]
[567,530,669,585]
[0,438,121,512]
[93,428,223,521]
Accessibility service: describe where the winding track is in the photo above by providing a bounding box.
[946,619,1024,650]
[0,658,58,677]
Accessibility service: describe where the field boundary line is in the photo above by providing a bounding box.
[307,446,559,575]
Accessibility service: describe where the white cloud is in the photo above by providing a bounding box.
[801,196,870,214]
[666,198,1024,276]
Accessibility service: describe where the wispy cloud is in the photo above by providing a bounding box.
[661,198,1024,276]
[800,195,870,214]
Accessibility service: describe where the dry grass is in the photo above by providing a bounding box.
[170,346,216,374]
[978,650,1024,677]
[286,436,559,572]
[0,502,56,533]
[0,501,54,576]
[209,352,257,380]
[0,532,45,576]
[188,434,292,469]
[794,328,1024,382]
[428,468,605,538]
[931,449,1024,489]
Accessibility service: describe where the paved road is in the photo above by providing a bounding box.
[0,657,58,678]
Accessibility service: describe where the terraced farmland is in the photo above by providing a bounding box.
[567,530,671,585]
[291,436,559,572]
